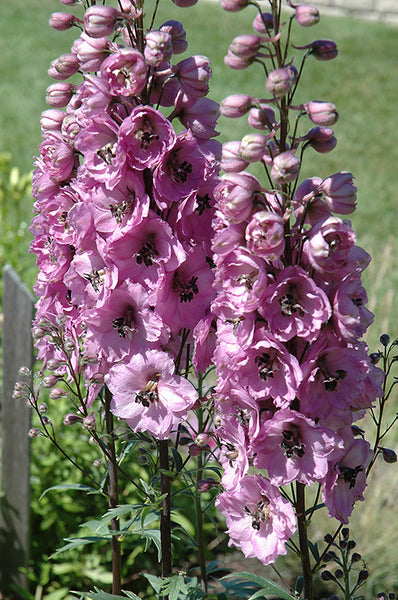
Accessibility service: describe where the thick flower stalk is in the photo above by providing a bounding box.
[212,1,383,594]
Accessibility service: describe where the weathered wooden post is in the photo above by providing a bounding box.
[1,265,35,594]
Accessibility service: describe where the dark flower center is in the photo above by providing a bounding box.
[169,151,193,184]
[338,463,363,489]
[110,195,134,223]
[280,425,305,459]
[84,268,105,292]
[244,497,270,530]
[279,291,305,317]
[112,306,136,338]
[174,274,199,303]
[136,235,159,267]
[135,373,161,407]
[255,352,274,381]
[97,142,116,165]
[196,193,212,215]
[136,117,160,150]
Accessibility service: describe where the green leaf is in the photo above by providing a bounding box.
[51,536,109,557]
[71,589,127,600]
[81,519,110,537]
[222,573,295,600]
[142,572,163,594]
[39,483,100,500]
[161,573,190,600]
[308,540,320,562]
[295,576,304,596]
[122,592,142,600]
[171,447,184,473]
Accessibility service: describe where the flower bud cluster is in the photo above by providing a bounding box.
[30,0,221,439]
[213,0,382,566]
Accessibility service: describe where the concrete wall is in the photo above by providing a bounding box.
[314,0,398,25]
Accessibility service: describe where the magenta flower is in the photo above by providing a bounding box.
[245,210,285,260]
[259,265,331,342]
[106,349,198,439]
[252,409,343,486]
[323,432,373,524]
[100,48,147,97]
[118,105,176,170]
[332,274,374,342]
[215,474,296,565]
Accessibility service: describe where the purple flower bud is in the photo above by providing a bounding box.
[189,443,203,456]
[84,5,117,38]
[171,0,198,7]
[48,53,80,81]
[47,358,64,371]
[12,389,24,399]
[29,428,41,438]
[144,31,173,66]
[302,127,337,153]
[197,478,217,493]
[64,339,76,353]
[253,12,274,34]
[195,433,210,446]
[90,373,105,385]
[248,104,276,130]
[83,412,96,430]
[49,388,66,400]
[221,0,249,12]
[239,133,268,163]
[64,413,82,425]
[381,447,397,463]
[304,100,339,126]
[46,82,76,108]
[49,12,78,31]
[220,94,253,118]
[229,34,262,60]
[38,402,48,414]
[42,375,59,388]
[266,67,293,98]
[271,151,300,184]
[310,39,338,60]
[357,570,369,583]
[224,50,253,70]
[32,327,46,340]
[18,366,30,377]
[221,141,249,173]
[40,109,65,134]
[295,4,320,27]
[160,20,188,55]
[380,333,390,346]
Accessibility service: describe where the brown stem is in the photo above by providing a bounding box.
[296,482,313,600]
[159,439,172,580]
[105,386,122,596]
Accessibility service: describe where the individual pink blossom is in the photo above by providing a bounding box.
[118,105,176,170]
[73,33,111,73]
[215,474,297,565]
[271,151,300,184]
[220,94,253,118]
[221,141,249,173]
[100,48,147,97]
[252,409,343,486]
[245,210,285,260]
[332,274,374,342]
[259,265,331,342]
[319,171,357,214]
[323,432,373,523]
[159,20,188,55]
[214,172,262,224]
[173,55,212,99]
[144,31,173,66]
[84,5,118,38]
[106,349,198,439]
[304,101,339,126]
[266,67,294,98]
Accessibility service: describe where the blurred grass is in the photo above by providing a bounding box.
[1,1,398,597]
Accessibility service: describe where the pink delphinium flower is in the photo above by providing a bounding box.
[215,474,297,565]
[106,349,198,439]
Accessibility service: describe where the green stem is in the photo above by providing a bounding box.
[104,386,122,596]
[195,394,208,593]
[296,482,313,600]
[159,439,172,580]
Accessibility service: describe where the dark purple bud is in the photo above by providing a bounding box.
[351,552,362,562]
[381,447,397,463]
[253,12,274,34]
[335,569,344,579]
[321,570,335,582]
[380,333,390,346]
[370,351,382,364]
[357,570,369,583]
[197,477,217,493]
[310,39,338,60]
[302,127,337,153]
[341,527,349,539]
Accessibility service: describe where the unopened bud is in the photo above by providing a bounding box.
[295,4,320,27]
[253,12,274,34]
[381,447,397,463]
[171,0,198,7]
[47,358,64,371]
[221,0,249,12]
[357,570,369,583]
[64,339,76,353]
[310,39,338,60]
[93,459,103,468]
[220,94,253,118]
[63,413,82,425]
[380,333,390,346]
[49,12,78,31]
[304,100,339,126]
[83,352,99,365]
[341,527,350,539]
[160,20,187,55]
[239,133,268,162]
[335,569,344,579]
[49,387,66,400]
[302,127,337,153]
[271,151,300,184]
[266,67,293,98]
[46,82,76,108]
[197,477,217,493]
[189,443,204,456]
[12,389,24,399]
[195,433,210,446]
[144,31,173,66]
[321,570,335,582]
[351,552,362,562]
[221,141,249,173]
[84,5,117,38]
[48,53,80,81]
[248,105,276,130]
[29,428,41,438]
[82,412,96,430]
[38,402,48,414]
[43,375,59,388]
[90,373,105,385]
[229,34,261,60]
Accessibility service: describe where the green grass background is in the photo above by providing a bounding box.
[1,0,398,597]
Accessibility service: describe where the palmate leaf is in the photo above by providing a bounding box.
[222,572,295,600]
[71,588,132,600]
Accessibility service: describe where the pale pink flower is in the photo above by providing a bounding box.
[215,474,296,565]
[245,210,285,260]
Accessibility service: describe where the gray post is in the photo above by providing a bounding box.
[1,265,35,594]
